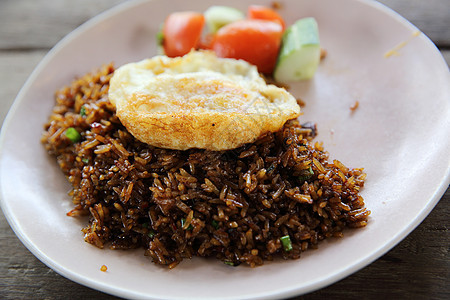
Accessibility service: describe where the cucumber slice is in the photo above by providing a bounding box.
[274,17,320,82]
[204,6,245,33]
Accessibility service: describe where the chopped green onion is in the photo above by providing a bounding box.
[142,222,149,228]
[65,127,81,143]
[81,158,89,164]
[212,220,219,230]
[80,105,86,117]
[266,163,276,173]
[224,261,235,266]
[280,235,293,252]
[298,166,314,182]
[181,218,193,230]
[148,230,155,238]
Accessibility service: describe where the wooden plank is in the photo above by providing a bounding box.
[0,51,46,124]
[0,210,119,299]
[0,0,127,49]
[442,49,450,64]
[0,0,449,49]
[378,0,450,46]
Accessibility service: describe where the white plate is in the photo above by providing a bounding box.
[1,0,449,299]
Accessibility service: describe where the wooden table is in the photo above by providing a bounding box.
[1,0,448,299]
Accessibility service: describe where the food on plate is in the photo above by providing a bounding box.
[350,100,360,112]
[109,51,299,151]
[162,11,205,57]
[212,19,283,74]
[204,5,245,33]
[42,50,370,268]
[160,5,321,80]
[247,5,286,30]
[274,17,321,82]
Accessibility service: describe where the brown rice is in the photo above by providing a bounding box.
[41,64,369,268]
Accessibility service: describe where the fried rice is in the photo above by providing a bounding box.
[41,64,369,268]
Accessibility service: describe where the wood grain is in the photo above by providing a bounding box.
[0,1,448,299]
[1,0,449,49]
[377,0,450,46]
[0,0,127,50]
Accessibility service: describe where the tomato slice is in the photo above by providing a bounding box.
[197,33,215,50]
[248,5,286,30]
[212,19,283,74]
[163,12,205,57]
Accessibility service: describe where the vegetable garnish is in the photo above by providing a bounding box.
[248,5,286,30]
[156,27,164,46]
[181,218,193,230]
[212,19,283,74]
[204,5,245,33]
[211,220,219,230]
[64,127,81,143]
[274,17,321,82]
[80,105,86,117]
[280,235,293,251]
[158,5,321,81]
[298,166,314,182]
[162,11,205,57]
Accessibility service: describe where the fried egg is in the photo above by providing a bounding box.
[109,51,300,150]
